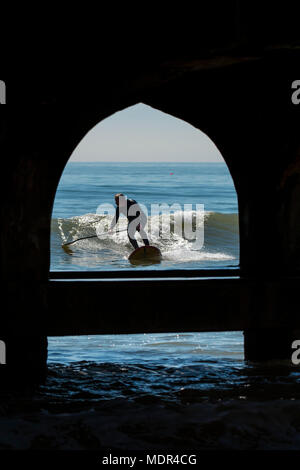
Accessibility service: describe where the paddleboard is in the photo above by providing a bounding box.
[128,245,162,265]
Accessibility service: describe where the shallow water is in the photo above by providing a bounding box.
[12,163,293,450]
[1,332,300,450]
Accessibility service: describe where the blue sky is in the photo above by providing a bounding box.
[70,103,224,162]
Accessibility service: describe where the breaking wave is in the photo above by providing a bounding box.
[51,211,239,269]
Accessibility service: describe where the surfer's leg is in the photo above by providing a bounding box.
[127,219,139,250]
[128,233,139,250]
[129,236,139,250]
[138,216,149,246]
[139,227,149,246]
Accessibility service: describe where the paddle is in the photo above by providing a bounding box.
[61,228,128,254]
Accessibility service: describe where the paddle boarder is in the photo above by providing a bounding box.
[109,193,150,250]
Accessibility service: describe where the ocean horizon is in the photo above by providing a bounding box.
[0,162,299,450]
[51,161,239,272]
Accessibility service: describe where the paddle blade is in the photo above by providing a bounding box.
[62,244,74,255]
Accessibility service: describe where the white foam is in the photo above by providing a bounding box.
[56,211,237,265]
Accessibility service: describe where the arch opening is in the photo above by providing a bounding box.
[50,104,239,273]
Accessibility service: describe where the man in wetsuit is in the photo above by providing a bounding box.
[109,193,150,250]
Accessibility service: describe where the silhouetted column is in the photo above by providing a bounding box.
[0,336,48,388]
[244,328,294,362]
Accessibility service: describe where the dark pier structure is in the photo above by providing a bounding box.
[1,4,300,386]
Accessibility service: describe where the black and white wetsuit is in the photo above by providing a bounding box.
[111,198,150,250]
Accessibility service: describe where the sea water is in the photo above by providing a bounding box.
[49,161,243,406]
[51,162,239,271]
[14,162,297,450]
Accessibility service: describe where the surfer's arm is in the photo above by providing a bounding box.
[110,207,120,230]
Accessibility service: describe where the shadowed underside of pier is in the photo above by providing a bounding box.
[1,4,300,383]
